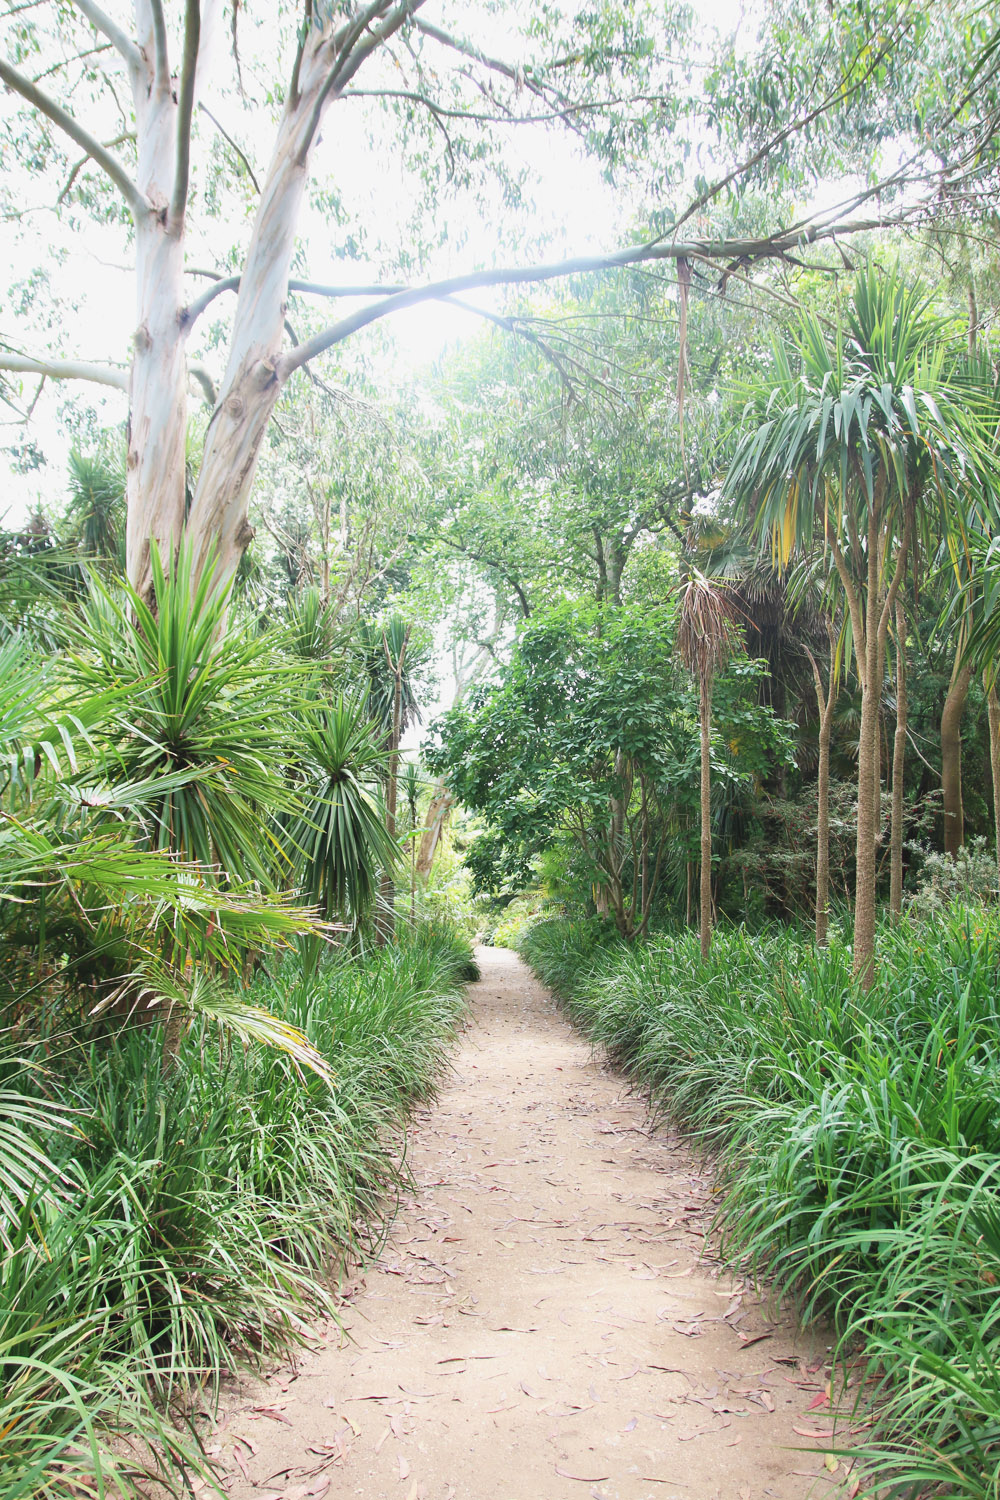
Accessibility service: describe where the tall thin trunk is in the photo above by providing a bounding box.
[853,505,882,988]
[375,670,402,947]
[987,674,1000,893]
[806,632,836,946]
[890,598,907,917]
[416,784,453,877]
[699,676,713,962]
[941,653,974,859]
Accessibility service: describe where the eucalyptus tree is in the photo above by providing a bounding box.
[726,268,965,983]
[1,1,981,600]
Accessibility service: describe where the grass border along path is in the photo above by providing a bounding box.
[3,922,475,1500]
[519,913,1000,1500]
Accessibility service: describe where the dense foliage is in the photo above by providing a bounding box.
[2,925,472,1499]
[521,914,1000,1497]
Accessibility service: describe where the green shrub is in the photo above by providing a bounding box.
[2,923,472,1499]
[520,913,1000,1498]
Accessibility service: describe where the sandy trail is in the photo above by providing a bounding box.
[220,947,840,1500]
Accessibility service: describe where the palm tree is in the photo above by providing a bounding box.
[726,266,963,984]
[356,616,426,944]
[677,571,735,961]
[288,694,398,924]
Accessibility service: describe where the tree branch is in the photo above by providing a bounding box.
[278,213,910,377]
[298,0,427,164]
[0,350,128,390]
[57,130,135,202]
[197,101,260,192]
[169,0,201,232]
[146,0,170,92]
[69,0,143,73]
[180,269,408,328]
[0,58,149,218]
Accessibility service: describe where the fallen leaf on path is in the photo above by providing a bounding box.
[736,1332,773,1349]
[624,1417,638,1432]
[807,1390,831,1411]
[491,1324,538,1333]
[252,1406,293,1426]
[279,1483,330,1500]
[588,1385,601,1402]
[824,1454,839,1473]
[397,1455,410,1481]
[519,1381,543,1399]
[232,1441,252,1483]
[555,1466,610,1482]
[792,1426,836,1440]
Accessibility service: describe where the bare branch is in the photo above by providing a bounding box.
[278,212,912,377]
[58,130,135,202]
[169,0,201,231]
[33,43,112,85]
[69,0,143,73]
[0,58,149,218]
[146,0,170,91]
[299,0,428,164]
[0,350,128,390]
[197,101,260,192]
[180,269,407,329]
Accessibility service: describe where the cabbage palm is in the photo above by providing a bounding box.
[726,266,963,984]
[288,694,397,923]
[66,541,297,887]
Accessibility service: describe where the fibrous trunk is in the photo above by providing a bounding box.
[941,655,973,860]
[889,598,907,917]
[699,678,713,962]
[987,675,1000,893]
[852,507,883,988]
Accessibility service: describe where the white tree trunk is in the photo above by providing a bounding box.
[125,17,188,603]
[185,35,338,590]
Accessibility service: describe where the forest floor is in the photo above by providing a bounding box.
[215,948,850,1500]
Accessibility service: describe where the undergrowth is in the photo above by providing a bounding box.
[520,912,1000,1499]
[2,921,472,1499]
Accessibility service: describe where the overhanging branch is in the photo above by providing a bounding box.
[278,211,914,378]
[0,58,149,219]
[169,0,201,232]
[69,0,143,74]
[0,351,128,391]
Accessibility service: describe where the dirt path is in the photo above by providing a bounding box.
[219,948,842,1500]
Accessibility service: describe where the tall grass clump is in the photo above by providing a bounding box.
[2,922,471,1500]
[520,912,1000,1498]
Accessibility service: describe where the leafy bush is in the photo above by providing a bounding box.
[908,836,999,918]
[520,914,1000,1498]
[2,924,471,1499]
